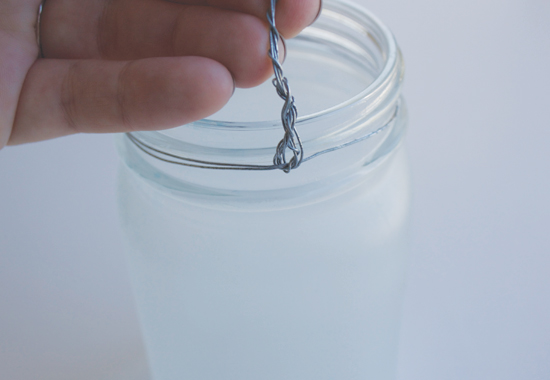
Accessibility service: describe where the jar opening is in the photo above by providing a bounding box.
[157,0,399,138]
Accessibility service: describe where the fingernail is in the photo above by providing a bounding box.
[232,77,236,95]
[280,36,287,63]
[310,0,323,26]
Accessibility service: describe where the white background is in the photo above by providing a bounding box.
[1,0,549,379]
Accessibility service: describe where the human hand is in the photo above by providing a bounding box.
[0,0,321,148]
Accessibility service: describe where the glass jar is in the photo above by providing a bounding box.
[117,0,410,379]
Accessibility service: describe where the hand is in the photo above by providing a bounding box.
[0,0,321,147]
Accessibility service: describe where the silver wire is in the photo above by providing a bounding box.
[125,106,398,171]
[267,0,303,173]
[36,0,46,58]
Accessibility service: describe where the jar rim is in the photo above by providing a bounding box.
[122,0,405,176]
[155,0,399,132]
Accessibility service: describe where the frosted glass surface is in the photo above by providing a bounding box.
[118,149,411,380]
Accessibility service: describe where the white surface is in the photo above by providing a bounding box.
[1,0,549,379]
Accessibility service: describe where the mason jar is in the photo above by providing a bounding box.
[116,0,410,379]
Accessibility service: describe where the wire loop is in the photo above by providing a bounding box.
[125,107,397,171]
[267,0,303,173]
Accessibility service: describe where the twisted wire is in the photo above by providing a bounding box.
[125,107,397,171]
[36,0,46,58]
[267,0,303,173]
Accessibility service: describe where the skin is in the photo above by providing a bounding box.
[0,0,321,147]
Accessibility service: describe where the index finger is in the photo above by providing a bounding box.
[171,0,322,38]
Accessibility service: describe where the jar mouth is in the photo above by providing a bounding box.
[149,0,401,137]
